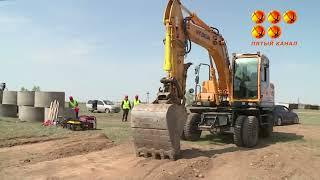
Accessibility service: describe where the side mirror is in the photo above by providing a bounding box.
[188,88,194,94]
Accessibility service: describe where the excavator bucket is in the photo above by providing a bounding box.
[131,103,187,160]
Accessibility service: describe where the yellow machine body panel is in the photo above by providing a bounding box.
[131,0,274,160]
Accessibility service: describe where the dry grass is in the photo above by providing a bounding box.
[0,106,319,147]
[0,103,131,146]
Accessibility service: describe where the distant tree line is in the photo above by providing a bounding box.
[289,103,319,110]
[20,86,41,92]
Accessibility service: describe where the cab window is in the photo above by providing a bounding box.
[233,57,258,99]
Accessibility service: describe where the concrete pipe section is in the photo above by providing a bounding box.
[17,91,35,106]
[44,107,65,120]
[34,91,65,108]
[2,91,17,105]
[44,108,50,120]
[19,106,44,122]
[0,104,18,117]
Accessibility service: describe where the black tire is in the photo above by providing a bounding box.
[80,124,86,130]
[294,116,299,124]
[234,115,246,147]
[260,114,273,138]
[184,113,202,141]
[105,108,111,113]
[276,116,282,126]
[242,116,259,148]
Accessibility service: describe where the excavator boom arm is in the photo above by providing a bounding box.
[162,0,231,104]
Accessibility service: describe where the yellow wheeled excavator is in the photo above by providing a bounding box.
[131,0,275,160]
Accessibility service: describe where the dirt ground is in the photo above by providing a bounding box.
[0,133,114,170]
[1,124,320,180]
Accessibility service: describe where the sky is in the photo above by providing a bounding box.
[0,0,319,104]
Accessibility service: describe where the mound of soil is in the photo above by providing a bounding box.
[141,157,212,180]
[47,133,113,160]
[0,133,113,169]
[0,136,65,148]
[2,125,320,180]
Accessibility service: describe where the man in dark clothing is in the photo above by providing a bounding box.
[121,95,131,122]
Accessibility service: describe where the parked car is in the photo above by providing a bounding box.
[273,105,299,126]
[86,100,120,113]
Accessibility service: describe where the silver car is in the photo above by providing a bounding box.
[86,100,120,113]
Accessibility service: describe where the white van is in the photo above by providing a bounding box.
[86,100,120,113]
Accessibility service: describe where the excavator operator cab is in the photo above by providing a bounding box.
[231,52,274,108]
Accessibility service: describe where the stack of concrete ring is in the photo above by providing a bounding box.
[0,91,66,122]
[24,91,65,122]
[0,91,18,117]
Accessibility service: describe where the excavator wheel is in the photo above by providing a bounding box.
[184,113,202,141]
[242,116,259,148]
[234,115,246,147]
[131,104,187,160]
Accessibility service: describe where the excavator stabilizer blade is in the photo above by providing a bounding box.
[131,104,187,160]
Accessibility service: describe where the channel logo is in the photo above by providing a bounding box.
[251,25,265,39]
[250,10,298,46]
[251,10,265,24]
[251,10,297,39]
[267,25,281,39]
[283,10,297,24]
[267,10,281,24]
